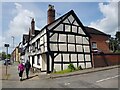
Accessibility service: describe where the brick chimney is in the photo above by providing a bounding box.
[47,4,55,24]
[31,18,35,35]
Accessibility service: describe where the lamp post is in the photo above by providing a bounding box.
[4,44,9,75]
[11,36,14,48]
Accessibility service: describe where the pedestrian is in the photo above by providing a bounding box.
[18,62,25,81]
[25,60,31,79]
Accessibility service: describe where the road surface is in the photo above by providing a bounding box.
[2,62,119,88]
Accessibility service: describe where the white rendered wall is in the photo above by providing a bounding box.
[30,56,32,66]
[41,54,47,71]
[54,54,61,62]
[33,55,40,68]
[63,54,69,62]
[54,64,61,71]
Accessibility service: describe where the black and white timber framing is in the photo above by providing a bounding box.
[28,10,92,73]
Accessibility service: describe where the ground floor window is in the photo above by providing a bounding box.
[37,55,40,65]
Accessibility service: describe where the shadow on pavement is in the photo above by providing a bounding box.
[22,74,38,81]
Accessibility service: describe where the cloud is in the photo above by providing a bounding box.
[2,2,47,53]
[5,3,35,39]
[89,2,118,36]
[0,36,5,52]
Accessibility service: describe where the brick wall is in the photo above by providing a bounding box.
[93,53,120,68]
[90,34,110,53]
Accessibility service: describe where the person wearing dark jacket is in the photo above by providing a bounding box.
[25,60,31,79]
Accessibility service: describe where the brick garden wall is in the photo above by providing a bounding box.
[93,53,120,68]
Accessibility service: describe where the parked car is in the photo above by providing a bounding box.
[4,59,11,65]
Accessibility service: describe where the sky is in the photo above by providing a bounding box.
[0,0,119,53]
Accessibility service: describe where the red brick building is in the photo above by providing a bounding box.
[85,27,120,68]
[85,27,110,53]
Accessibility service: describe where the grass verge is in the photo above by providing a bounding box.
[54,69,81,74]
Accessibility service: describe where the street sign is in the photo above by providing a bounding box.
[4,44,9,75]
[4,44,9,47]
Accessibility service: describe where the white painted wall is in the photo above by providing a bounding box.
[85,55,91,61]
[86,62,92,68]
[30,56,32,66]
[68,35,74,43]
[41,54,47,71]
[79,63,85,68]
[78,54,84,61]
[59,34,66,42]
[63,64,69,70]
[54,24,63,31]
[54,64,61,71]
[63,54,69,62]
[68,44,75,52]
[59,44,67,51]
[49,56,52,71]
[71,54,77,61]
[33,55,41,69]
[76,45,83,52]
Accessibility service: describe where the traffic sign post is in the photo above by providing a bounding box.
[4,44,9,75]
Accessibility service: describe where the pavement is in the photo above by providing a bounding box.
[1,61,39,81]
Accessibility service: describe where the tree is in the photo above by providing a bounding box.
[0,52,11,60]
[6,54,11,59]
[115,31,120,41]
[109,37,117,52]
[115,31,120,52]
[109,31,120,53]
[0,52,6,60]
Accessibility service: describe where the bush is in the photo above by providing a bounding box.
[77,65,83,70]
[68,63,76,72]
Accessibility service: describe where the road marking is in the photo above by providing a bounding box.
[96,75,120,83]
[65,82,70,85]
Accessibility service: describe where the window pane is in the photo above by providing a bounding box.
[92,42,97,49]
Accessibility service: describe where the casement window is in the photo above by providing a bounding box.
[92,42,97,49]
[37,55,40,65]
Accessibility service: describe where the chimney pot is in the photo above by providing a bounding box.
[47,4,55,24]
[31,18,35,35]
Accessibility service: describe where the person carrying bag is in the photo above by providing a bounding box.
[18,62,25,81]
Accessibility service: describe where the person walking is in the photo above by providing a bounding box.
[18,62,25,81]
[25,60,31,79]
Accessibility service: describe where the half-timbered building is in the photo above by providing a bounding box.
[27,5,92,73]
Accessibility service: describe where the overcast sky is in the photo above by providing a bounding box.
[0,0,119,53]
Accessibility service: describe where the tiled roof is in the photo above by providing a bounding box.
[34,30,40,36]
[38,10,90,38]
[85,26,110,36]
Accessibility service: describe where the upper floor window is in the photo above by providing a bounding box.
[92,42,97,49]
